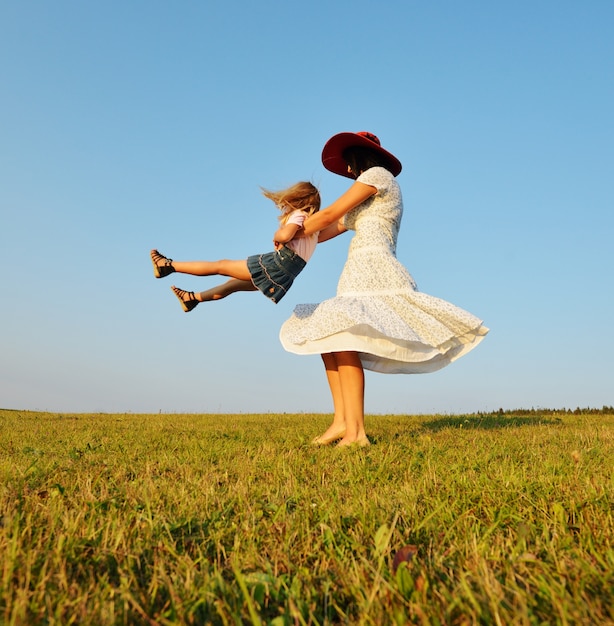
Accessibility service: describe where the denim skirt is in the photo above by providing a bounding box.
[247,246,307,303]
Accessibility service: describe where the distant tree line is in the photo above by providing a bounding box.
[476,406,614,416]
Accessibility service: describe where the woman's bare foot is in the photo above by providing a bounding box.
[311,426,346,446]
[171,286,199,312]
[336,436,370,448]
[151,249,175,278]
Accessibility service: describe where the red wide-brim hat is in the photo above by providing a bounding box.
[321,131,402,179]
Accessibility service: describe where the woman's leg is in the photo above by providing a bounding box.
[334,351,368,446]
[312,353,348,444]
[314,351,368,446]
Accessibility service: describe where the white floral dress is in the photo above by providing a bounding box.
[279,167,489,373]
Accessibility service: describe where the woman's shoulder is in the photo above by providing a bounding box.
[358,166,395,183]
[357,166,397,190]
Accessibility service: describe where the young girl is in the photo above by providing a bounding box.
[151,181,320,311]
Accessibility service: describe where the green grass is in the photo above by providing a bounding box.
[1,409,612,625]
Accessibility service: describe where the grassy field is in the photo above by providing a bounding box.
[1,409,612,625]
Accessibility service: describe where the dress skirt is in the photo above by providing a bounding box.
[280,289,488,374]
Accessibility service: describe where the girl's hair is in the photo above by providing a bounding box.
[262,181,321,224]
[343,146,391,179]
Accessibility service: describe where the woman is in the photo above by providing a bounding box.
[280,131,489,447]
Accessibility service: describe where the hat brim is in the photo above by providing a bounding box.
[321,132,402,179]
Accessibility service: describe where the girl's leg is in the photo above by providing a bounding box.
[172,259,252,281]
[196,278,257,301]
[150,250,252,281]
[171,279,257,311]
[334,351,368,447]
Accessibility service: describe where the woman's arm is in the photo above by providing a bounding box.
[317,220,347,243]
[302,181,376,236]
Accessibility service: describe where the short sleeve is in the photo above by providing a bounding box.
[286,209,307,226]
[357,167,394,193]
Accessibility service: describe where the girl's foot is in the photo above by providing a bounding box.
[311,427,346,446]
[151,249,175,278]
[171,286,199,312]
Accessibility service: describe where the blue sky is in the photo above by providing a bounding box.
[1,1,612,415]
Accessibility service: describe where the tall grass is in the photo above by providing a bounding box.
[1,409,612,625]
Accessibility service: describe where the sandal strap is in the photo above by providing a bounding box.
[152,251,173,266]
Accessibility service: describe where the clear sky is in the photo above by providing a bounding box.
[1,1,612,415]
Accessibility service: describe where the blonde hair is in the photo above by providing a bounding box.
[261,181,321,224]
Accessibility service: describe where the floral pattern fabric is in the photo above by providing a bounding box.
[279,167,488,373]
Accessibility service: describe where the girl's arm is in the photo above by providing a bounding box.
[302,181,376,236]
[273,222,301,249]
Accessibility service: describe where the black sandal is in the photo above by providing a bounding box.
[150,249,175,278]
[171,286,199,313]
